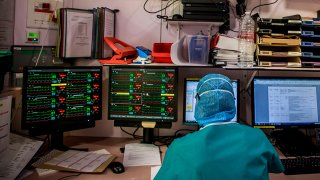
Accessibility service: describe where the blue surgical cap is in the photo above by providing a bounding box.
[194,74,236,127]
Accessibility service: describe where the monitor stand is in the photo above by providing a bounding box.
[114,120,172,144]
[272,128,318,157]
[50,131,88,151]
[142,128,154,144]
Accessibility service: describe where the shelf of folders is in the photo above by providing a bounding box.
[256,18,302,67]
[300,18,320,68]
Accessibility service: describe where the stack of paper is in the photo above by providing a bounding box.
[123,143,161,167]
[34,149,116,173]
[0,133,43,180]
[212,34,240,66]
[0,96,11,154]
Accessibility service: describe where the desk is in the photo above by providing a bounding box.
[22,136,320,180]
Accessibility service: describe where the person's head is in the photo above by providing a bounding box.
[194,74,236,127]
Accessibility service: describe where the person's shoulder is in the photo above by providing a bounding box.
[236,123,266,136]
[169,131,199,148]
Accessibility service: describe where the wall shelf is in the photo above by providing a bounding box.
[165,19,224,39]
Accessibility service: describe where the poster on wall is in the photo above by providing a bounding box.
[26,0,63,29]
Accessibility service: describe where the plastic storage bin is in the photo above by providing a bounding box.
[187,35,209,64]
[152,43,173,63]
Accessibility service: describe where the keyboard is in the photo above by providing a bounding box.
[281,157,320,175]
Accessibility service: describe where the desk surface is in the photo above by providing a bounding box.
[22,136,320,180]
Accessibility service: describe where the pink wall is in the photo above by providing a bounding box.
[14,0,319,48]
[13,0,320,137]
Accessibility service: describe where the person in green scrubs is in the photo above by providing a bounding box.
[155,74,284,180]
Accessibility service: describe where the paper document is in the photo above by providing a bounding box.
[0,96,12,153]
[65,9,93,58]
[103,8,115,58]
[123,143,161,167]
[44,150,113,172]
[151,165,161,180]
[215,35,240,51]
[0,133,43,180]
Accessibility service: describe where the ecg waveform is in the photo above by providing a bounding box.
[24,69,102,123]
[109,68,176,120]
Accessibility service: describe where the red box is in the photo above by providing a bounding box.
[152,43,173,63]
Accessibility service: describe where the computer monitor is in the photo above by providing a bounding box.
[252,77,320,128]
[183,78,239,125]
[22,66,102,150]
[108,66,178,143]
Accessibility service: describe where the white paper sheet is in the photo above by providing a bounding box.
[123,143,161,167]
[44,150,112,172]
[215,35,240,51]
[0,133,43,180]
[102,8,115,58]
[151,165,161,180]
[0,96,12,154]
[65,9,93,58]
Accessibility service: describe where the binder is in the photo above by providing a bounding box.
[56,7,116,59]
[93,7,116,59]
[57,8,94,58]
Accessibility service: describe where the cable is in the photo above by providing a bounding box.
[132,127,142,139]
[143,0,179,14]
[250,0,279,16]
[34,1,60,66]
[229,0,240,20]
[120,127,142,139]
[245,70,257,92]
[174,129,196,137]
[154,136,174,146]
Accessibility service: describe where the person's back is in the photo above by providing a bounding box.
[156,123,283,180]
[155,74,284,180]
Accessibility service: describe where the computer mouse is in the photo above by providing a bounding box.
[108,161,125,174]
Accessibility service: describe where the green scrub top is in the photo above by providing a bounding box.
[155,123,284,180]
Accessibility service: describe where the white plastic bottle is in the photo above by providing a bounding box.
[237,12,256,68]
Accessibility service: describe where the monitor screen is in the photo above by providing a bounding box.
[22,66,102,133]
[183,78,239,125]
[252,77,320,128]
[108,66,177,123]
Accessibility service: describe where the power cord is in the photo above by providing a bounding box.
[34,1,60,67]
[120,127,142,139]
[143,0,179,14]
[174,129,197,137]
[250,0,279,16]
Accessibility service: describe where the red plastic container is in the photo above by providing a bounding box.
[152,43,173,63]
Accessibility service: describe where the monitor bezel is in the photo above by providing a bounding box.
[182,77,240,126]
[21,66,103,133]
[107,65,178,123]
[251,76,320,128]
